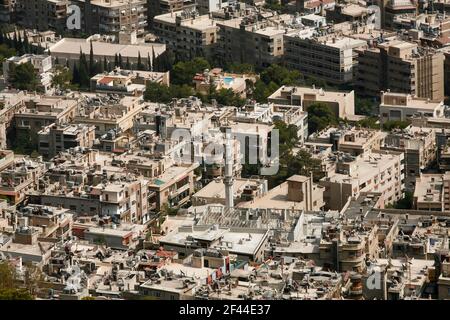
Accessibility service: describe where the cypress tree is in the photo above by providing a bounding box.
[89,41,95,76]
[23,32,30,53]
[118,54,123,68]
[152,47,157,72]
[137,51,145,70]
[103,57,108,72]
[72,63,80,85]
[125,57,131,70]
[78,50,89,88]
[114,53,119,67]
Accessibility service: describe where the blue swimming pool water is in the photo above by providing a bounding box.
[223,76,234,86]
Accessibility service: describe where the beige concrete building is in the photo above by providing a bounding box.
[148,163,199,211]
[238,175,325,212]
[14,95,79,134]
[284,33,366,85]
[0,156,47,205]
[15,0,69,33]
[268,85,355,119]
[438,260,450,299]
[379,91,445,123]
[72,0,148,36]
[382,126,436,191]
[38,123,96,159]
[48,36,166,69]
[413,174,444,211]
[309,127,386,156]
[216,16,292,68]
[192,178,268,206]
[356,40,445,101]
[73,95,145,136]
[153,9,218,60]
[90,68,170,96]
[319,150,405,210]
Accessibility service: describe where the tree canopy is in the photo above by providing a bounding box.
[171,57,210,85]
[307,102,338,134]
[8,62,39,91]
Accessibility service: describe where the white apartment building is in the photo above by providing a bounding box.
[380,91,445,123]
[319,150,405,210]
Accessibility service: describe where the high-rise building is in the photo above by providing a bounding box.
[153,8,218,60]
[284,33,366,85]
[356,40,445,101]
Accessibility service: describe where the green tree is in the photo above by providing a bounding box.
[137,51,145,70]
[210,88,245,107]
[226,63,254,74]
[89,41,95,76]
[252,80,279,103]
[307,102,338,134]
[382,120,410,131]
[264,0,283,11]
[356,117,380,129]
[260,64,302,86]
[0,261,15,290]
[170,84,193,99]
[52,66,73,90]
[144,82,171,102]
[355,97,377,116]
[171,57,210,85]
[9,62,39,91]
[0,288,34,300]
[78,51,90,89]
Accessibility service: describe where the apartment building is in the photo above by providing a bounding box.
[268,85,355,118]
[284,33,366,85]
[72,0,148,35]
[73,95,145,136]
[14,95,78,135]
[90,68,170,96]
[0,156,47,205]
[325,3,369,24]
[216,16,291,68]
[192,178,268,206]
[319,150,405,210]
[310,127,386,156]
[38,123,96,159]
[356,40,445,101]
[413,174,444,211]
[392,13,450,46]
[92,179,149,224]
[382,126,436,191]
[443,172,450,211]
[0,91,27,149]
[147,0,194,26]
[383,0,417,30]
[379,91,445,123]
[15,0,69,33]
[2,54,53,93]
[444,49,450,96]
[0,0,15,24]
[239,174,325,212]
[153,9,218,60]
[159,225,269,262]
[148,163,199,211]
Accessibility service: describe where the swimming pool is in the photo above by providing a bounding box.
[223,76,234,86]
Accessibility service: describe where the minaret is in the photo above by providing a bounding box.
[223,129,234,209]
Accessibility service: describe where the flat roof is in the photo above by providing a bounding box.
[48,38,166,60]
[193,178,264,200]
